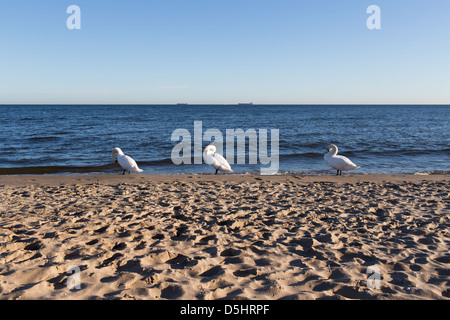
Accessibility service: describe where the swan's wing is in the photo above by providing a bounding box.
[335,155,357,166]
[119,155,142,172]
[324,154,340,169]
[211,153,232,172]
[333,155,359,170]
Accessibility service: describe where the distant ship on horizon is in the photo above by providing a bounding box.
[238,102,253,106]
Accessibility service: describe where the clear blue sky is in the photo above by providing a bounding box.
[0,0,449,104]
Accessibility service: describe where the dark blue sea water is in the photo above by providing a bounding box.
[0,105,448,175]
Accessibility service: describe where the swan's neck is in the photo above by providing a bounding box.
[330,146,338,157]
[112,148,124,162]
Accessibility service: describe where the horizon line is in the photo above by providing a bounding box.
[0,103,449,106]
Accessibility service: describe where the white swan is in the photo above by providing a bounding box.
[203,145,233,174]
[112,147,144,174]
[324,144,360,175]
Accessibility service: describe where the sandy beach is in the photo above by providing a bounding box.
[0,173,449,300]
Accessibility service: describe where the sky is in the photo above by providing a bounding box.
[0,0,449,105]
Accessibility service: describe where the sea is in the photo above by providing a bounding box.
[0,105,448,175]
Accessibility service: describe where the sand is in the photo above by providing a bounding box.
[0,173,449,300]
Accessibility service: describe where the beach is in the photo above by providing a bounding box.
[0,173,449,300]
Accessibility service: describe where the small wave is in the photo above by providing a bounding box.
[259,170,326,176]
[0,163,120,175]
[139,158,175,166]
[414,170,450,175]
[280,152,322,159]
[51,131,71,135]
[27,136,61,142]
[0,158,179,175]
[345,148,450,158]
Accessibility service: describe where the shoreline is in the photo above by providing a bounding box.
[0,173,449,187]
[1,173,449,300]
